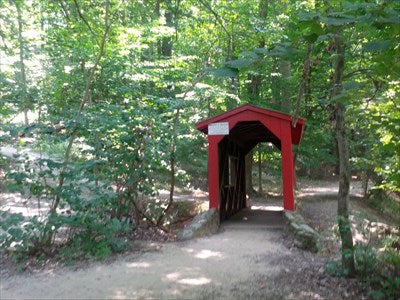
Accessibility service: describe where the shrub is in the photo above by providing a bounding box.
[1,104,173,262]
[354,242,378,277]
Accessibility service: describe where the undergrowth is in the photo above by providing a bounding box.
[326,210,400,299]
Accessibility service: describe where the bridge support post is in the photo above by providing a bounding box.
[281,124,295,211]
[208,135,223,210]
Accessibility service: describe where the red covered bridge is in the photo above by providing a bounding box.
[196,104,305,220]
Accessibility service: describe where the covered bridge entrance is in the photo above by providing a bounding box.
[196,104,305,220]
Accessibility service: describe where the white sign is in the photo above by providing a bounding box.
[208,122,229,135]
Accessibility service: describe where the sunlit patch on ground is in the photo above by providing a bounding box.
[299,186,339,196]
[157,188,209,202]
[0,192,50,217]
[298,181,364,198]
[349,214,399,245]
[251,205,283,211]
[293,291,324,299]
[0,146,49,161]
[178,277,211,285]
[113,290,154,300]
[165,271,212,285]
[5,111,39,124]
[183,248,224,260]
[126,262,150,268]
[165,272,180,280]
[194,249,223,259]
[113,290,125,299]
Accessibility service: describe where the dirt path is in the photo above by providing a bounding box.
[1,179,369,299]
[2,222,280,299]
[1,209,361,299]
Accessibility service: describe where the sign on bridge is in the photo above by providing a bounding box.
[208,122,229,135]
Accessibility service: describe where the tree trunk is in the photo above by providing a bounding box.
[154,0,162,58]
[245,0,268,196]
[247,73,262,100]
[161,0,173,57]
[332,33,356,277]
[44,0,111,247]
[245,150,256,195]
[291,43,312,190]
[292,43,312,127]
[198,0,237,98]
[370,174,384,200]
[362,170,370,199]
[259,0,268,25]
[14,0,29,125]
[271,60,280,105]
[48,0,110,218]
[280,59,291,113]
[305,63,312,116]
[157,72,206,226]
[336,102,356,277]
[247,0,268,101]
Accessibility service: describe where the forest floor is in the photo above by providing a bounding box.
[1,179,391,299]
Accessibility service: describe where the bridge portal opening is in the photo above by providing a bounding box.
[196,104,305,221]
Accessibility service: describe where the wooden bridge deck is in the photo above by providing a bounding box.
[221,209,284,230]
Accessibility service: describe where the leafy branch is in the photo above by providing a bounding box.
[156,71,207,227]
[292,43,312,127]
[50,0,110,216]
[73,0,96,36]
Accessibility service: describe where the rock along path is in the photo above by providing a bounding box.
[0,209,343,299]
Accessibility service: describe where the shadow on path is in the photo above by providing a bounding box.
[222,209,284,230]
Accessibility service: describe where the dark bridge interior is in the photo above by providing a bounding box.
[218,121,280,220]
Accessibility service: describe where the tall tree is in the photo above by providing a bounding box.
[46,0,111,243]
[11,0,29,124]
[161,0,173,57]
[279,59,291,112]
[331,32,355,277]
[245,0,268,195]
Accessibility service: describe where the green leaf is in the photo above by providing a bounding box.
[241,51,259,59]
[369,290,385,300]
[308,23,323,35]
[343,2,375,11]
[253,48,269,55]
[363,40,391,53]
[269,45,288,57]
[332,92,348,104]
[0,212,24,229]
[207,67,239,78]
[227,58,254,69]
[316,34,333,43]
[304,33,319,43]
[320,16,354,26]
[8,228,23,239]
[298,12,320,22]
[343,81,361,91]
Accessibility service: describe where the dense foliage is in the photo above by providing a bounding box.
[0,0,399,295]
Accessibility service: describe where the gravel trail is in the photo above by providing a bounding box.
[1,210,335,299]
[1,179,366,299]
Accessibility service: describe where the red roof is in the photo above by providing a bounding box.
[196,104,305,145]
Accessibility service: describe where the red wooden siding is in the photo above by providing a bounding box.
[196,104,305,217]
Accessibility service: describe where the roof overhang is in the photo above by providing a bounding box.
[196,104,306,145]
